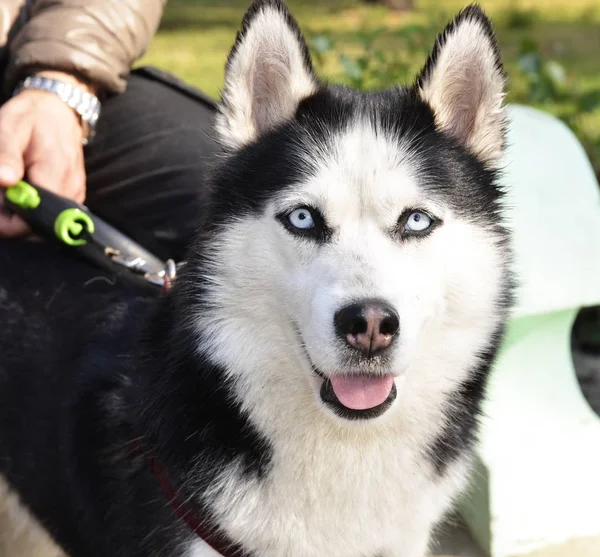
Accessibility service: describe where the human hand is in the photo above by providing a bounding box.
[0,71,94,237]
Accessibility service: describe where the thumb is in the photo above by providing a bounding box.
[0,154,24,188]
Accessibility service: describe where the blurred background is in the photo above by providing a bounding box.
[139,0,600,184]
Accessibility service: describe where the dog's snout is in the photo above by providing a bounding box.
[334,301,399,356]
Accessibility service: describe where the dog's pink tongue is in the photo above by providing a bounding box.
[330,375,394,410]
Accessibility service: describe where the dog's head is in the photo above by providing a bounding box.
[190,0,511,427]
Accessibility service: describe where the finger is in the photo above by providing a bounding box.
[26,156,70,199]
[0,211,31,238]
[62,151,87,204]
[0,102,33,187]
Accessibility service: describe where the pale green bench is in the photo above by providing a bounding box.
[459,104,600,557]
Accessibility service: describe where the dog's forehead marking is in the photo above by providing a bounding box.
[300,120,423,224]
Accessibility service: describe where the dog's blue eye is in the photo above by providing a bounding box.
[405,211,432,232]
[288,208,315,230]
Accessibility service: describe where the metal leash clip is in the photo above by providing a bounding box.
[107,249,182,291]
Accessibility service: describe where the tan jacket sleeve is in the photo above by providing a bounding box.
[6,0,167,95]
[0,1,26,51]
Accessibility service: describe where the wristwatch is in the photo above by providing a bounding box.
[13,75,101,145]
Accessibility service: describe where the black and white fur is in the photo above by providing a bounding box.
[0,2,513,556]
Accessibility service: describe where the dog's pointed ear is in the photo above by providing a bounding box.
[216,0,318,149]
[416,5,506,165]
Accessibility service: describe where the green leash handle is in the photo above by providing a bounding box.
[4,180,167,288]
[6,181,95,246]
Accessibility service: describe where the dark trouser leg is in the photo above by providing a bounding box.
[83,66,221,262]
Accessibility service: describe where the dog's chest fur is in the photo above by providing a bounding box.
[189,421,469,557]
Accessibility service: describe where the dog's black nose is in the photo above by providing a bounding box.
[334,300,399,356]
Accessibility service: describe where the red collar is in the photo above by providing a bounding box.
[146,453,247,557]
[154,272,245,555]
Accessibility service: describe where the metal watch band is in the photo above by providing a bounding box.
[13,75,101,145]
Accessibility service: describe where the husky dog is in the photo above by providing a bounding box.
[0,1,513,556]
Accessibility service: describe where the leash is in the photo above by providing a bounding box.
[128,437,246,556]
[147,453,247,556]
[4,181,249,552]
[5,181,249,552]
[4,180,182,291]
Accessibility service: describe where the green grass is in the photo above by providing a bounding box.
[139,0,600,176]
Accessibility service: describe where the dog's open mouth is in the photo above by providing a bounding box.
[295,325,397,420]
[318,373,397,420]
